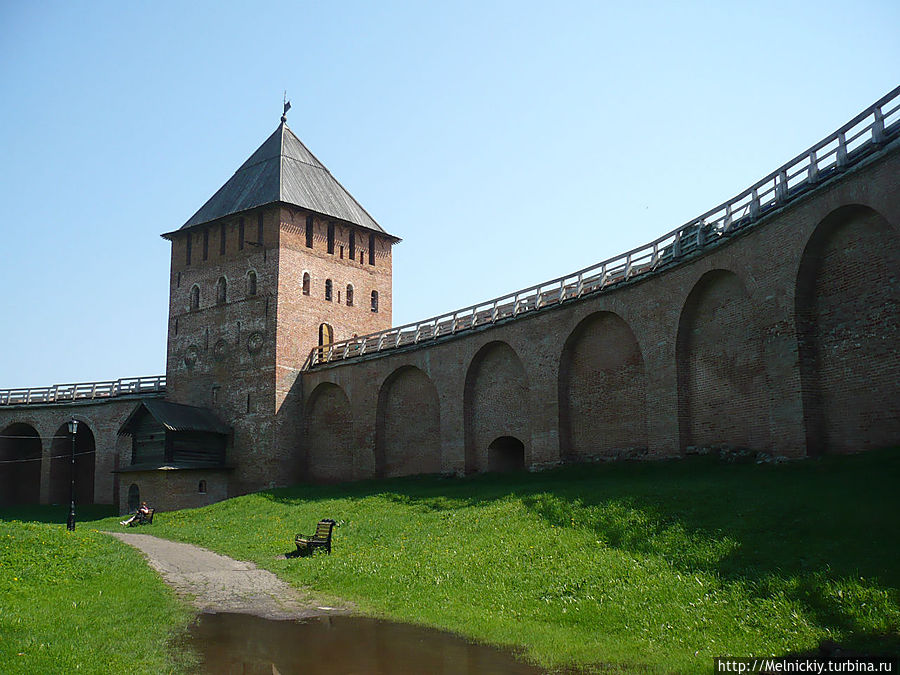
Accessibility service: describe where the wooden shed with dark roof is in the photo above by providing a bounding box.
[118,399,231,469]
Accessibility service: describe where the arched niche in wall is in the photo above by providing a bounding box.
[375,365,441,478]
[559,311,647,459]
[676,269,770,452]
[305,382,353,483]
[49,420,96,505]
[0,422,41,506]
[796,204,900,455]
[463,341,529,474]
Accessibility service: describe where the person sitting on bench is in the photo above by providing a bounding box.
[121,501,151,526]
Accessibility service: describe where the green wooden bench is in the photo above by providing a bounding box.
[295,518,336,555]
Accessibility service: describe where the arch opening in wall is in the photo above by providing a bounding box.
[795,204,900,456]
[216,276,227,304]
[346,284,354,307]
[676,269,770,453]
[559,311,647,460]
[127,483,140,512]
[198,480,207,494]
[305,382,355,482]
[0,423,41,506]
[371,290,379,312]
[247,270,257,297]
[49,420,96,505]
[487,436,525,473]
[318,323,334,346]
[325,279,333,302]
[463,341,530,475]
[190,284,200,311]
[302,272,310,296]
[375,366,441,478]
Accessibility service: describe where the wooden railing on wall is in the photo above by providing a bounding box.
[0,376,166,406]
[304,86,900,370]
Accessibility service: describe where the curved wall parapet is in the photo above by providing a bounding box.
[304,86,900,370]
[0,376,166,407]
[296,124,900,478]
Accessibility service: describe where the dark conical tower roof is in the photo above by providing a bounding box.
[175,121,393,236]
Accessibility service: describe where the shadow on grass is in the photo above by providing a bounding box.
[0,503,117,525]
[261,447,900,657]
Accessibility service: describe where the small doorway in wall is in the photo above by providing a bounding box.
[487,436,525,473]
[127,483,140,512]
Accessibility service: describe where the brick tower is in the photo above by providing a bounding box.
[160,113,399,497]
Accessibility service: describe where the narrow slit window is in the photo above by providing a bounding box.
[219,223,226,255]
[371,290,379,312]
[346,284,354,306]
[368,233,375,265]
[257,213,264,246]
[302,272,310,296]
[349,230,356,260]
[325,279,333,302]
[186,233,192,265]
[238,217,245,250]
[247,270,257,296]
[216,277,227,304]
[203,229,209,260]
[190,285,200,311]
[305,215,314,248]
[327,222,335,254]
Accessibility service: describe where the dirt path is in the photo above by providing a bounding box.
[107,532,352,620]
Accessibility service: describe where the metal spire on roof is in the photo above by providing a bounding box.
[282,91,291,124]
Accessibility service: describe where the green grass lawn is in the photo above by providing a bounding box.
[0,509,196,675]
[77,448,900,673]
[5,450,898,673]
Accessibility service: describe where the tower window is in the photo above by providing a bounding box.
[247,270,257,297]
[346,284,354,307]
[349,230,356,260]
[339,245,344,259]
[302,272,310,296]
[371,290,379,312]
[186,233,192,265]
[305,215,314,248]
[369,233,375,265]
[325,279,333,302]
[327,223,335,254]
[203,229,209,260]
[220,223,226,255]
[216,277,227,305]
[239,217,245,250]
[190,284,200,311]
[257,213,264,246]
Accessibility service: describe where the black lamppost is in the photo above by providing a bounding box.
[66,418,78,531]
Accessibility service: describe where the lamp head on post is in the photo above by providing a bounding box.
[66,418,78,531]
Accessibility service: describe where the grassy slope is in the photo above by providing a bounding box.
[0,510,196,675]
[85,450,900,672]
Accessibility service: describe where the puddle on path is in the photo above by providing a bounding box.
[184,612,547,674]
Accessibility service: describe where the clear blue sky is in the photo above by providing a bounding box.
[1,1,897,389]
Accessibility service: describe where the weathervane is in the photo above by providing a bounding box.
[282,91,291,123]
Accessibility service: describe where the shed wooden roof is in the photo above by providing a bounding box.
[118,399,231,436]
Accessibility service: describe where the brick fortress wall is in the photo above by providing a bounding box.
[297,141,900,481]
